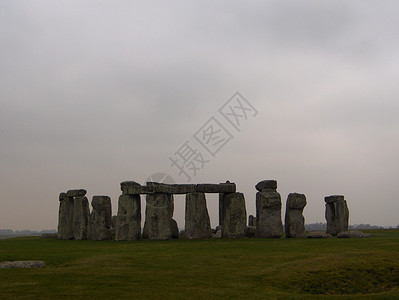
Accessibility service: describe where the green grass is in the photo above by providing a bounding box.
[0,230,398,299]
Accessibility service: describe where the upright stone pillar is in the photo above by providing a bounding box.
[220,192,247,238]
[115,194,141,241]
[185,192,212,239]
[58,193,74,240]
[88,196,112,240]
[255,180,283,238]
[325,195,349,236]
[143,193,174,240]
[248,215,256,227]
[285,193,307,238]
[73,196,90,240]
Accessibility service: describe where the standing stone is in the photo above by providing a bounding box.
[73,196,90,240]
[58,193,74,240]
[256,186,283,238]
[325,195,349,236]
[285,193,307,238]
[143,193,174,240]
[185,192,212,239]
[171,219,179,239]
[88,196,112,240]
[248,215,256,227]
[220,192,247,238]
[115,194,141,241]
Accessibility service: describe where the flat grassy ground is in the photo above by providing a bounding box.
[0,230,398,299]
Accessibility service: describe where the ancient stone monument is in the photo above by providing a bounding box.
[255,180,283,238]
[72,195,90,240]
[58,189,88,240]
[115,194,141,241]
[325,195,349,236]
[185,192,212,239]
[121,181,238,240]
[285,193,307,238]
[220,192,247,238]
[88,196,112,240]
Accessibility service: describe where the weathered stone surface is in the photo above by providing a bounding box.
[196,183,236,193]
[146,182,176,194]
[337,230,370,238]
[171,219,179,239]
[73,196,90,240]
[306,231,333,239]
[173,184,196,194]
[115,194,141,241]
[0,261,45,269]
[245,226,256,238]
[185,192,212,239]
[220,192,247,238]
[142,193,174,240]
[248,215,256,227]
[212,227,222,238]
[58,194,74,240]
[325,195,349,236]
[66,189,87,197]
[325,195,345,203]
[285,193,307,238]
[255,180,277,192]
[88,196,112,240]
[256,191,283,238]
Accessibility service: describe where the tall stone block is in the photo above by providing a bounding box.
[73,196,90,240]
[185,192,212,239]
[143,193,174,240]
[325,195,349,236]
[285,193,307,238]
[58,193,74,240]
[115,194,141,241]
[220,192,247,238]
[256,189,283,238]
[88,196,112,240]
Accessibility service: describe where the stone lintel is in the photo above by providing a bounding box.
[66,189,87,197]
[122,181,236,195]
[324,195,345,203]
[59,192,67,201]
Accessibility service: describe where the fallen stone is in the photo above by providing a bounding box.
[220,192,247,238]
[256,190,283,238]
[255,180,277,192]
[185,192,212,239]
[115,194,141,241]
[285,193,307,238]
[142,193,174,240]
[306,231,333,239]
[88,196,112,240]
[337,230,370,238]
[73,196,90,240]
[66,189,87,197]
[0,261,45,269]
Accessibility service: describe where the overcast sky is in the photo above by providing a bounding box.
[1,1,398,231]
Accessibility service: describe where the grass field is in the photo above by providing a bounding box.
[0,229,398,299]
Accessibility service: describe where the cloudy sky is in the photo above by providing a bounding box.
[1,1,398,231]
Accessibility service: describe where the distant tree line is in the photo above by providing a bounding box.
[0,229,56,236]
[305,223,388,231]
